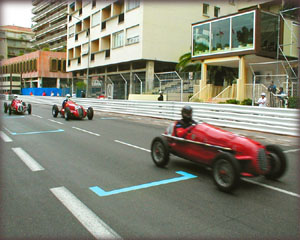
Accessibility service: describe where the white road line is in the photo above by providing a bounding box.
[242,178,300,198]
[72,127,100,136]
[284,149,300,153]
[0,131,13,142]
[32,114,43,118]
[114,140,150,152]
[50,187,121,239]
[12,147,44,171]
[48,119,64,125]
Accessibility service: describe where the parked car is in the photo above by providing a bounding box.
[151,122,287,192]
[52,100,93,121]
[3,98,32,115]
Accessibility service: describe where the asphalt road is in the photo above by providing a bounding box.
[0,103,299,239]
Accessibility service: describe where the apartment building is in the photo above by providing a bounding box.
[190,0,299,104]
[0,51,71,94]
[0,25,34,59]
[31,0,69,51]
[67,0,244,99]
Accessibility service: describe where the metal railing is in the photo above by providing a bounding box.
[14,95,299,136]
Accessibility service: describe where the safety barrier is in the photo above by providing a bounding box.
[8,95,299,136]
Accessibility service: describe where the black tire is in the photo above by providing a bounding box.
[151,136,170,167]
[52,105,59,118]
[87,107,94,120]
[8,104,11,115]
[212,152,240,193]
[27,104,32,114]
[22,102,26,106]
[65,107,71,121]
[264,145,287,180]
[4,102,8,113]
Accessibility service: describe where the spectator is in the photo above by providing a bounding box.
[42,91,46,96]
[158,91,164,101]
[257,92,267,107]
[51,91,54,97]
[277,87,286,107]
[81,91,86,98]
[268,81,276,107]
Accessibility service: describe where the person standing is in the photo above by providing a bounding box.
[257,92,267,107]
[268,81,276,107]
[158,91,163,101]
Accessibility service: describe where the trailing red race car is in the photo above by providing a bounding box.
[52,99,94,121]
[3,97,32,115]
[151,121,287,192]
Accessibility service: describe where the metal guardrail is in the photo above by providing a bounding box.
[3,95,299,136]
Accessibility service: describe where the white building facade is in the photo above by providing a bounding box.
[67,0,245,98]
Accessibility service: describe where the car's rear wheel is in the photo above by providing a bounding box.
[151,136,170,167]
[264,145,287,180]
[27,104,32,114]
[52,105,58,118]
[8,104,11,115]
[212,153,240,193]
[4,102,8,113]
[87,107,94,120]
[65,107,71,121]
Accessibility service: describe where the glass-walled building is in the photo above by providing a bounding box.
[192,9,279,59]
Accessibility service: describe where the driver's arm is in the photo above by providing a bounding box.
[175,123,195,138]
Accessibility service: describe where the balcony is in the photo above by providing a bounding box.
[192,9,279,59]
[35,19,67,38]
[32,1,50,14]
[32,8,67,31]
[34,30,67,46]
[32,3,67,22]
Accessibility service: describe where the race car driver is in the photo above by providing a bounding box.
[62,94,71,108]
[175,105,197,138]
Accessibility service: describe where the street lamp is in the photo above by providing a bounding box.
[68,13,91,97]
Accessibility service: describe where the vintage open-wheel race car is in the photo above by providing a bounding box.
[3,98,32,115]
[151,121,287,193]
[52,100,93,121]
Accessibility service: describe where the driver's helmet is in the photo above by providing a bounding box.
[181,105,192,121]
[13,95,18,99]
[66,94,71,99]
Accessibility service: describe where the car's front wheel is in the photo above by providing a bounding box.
[27,104,32,114]
[87,107,93,120]
[264,145,287,180]
[52,105,58,117]
[4,102,8,113]
[212,152,240,193]
[151,136,170,167]
[8,104,12,115]
[65,107,71,121]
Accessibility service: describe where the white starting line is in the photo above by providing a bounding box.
[48,119,64,125]
[50,186,120,239]
[12,147,45,172]
[0,131,13,142]
[72,127,100,136]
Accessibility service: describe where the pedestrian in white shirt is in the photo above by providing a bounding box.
[257,92,267,107]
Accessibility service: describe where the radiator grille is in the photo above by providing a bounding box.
[78,108,83,118]
[258,148,268,171]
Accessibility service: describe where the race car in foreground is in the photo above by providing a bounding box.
[52,100,93,121]
[151,122,287,192]
[3,98,32,115]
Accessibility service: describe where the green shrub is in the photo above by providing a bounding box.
[241,98,252,105]
[288,96,299,109]
[226,99,240,104]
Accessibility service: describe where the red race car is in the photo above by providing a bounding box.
[52,100,93,121]
[4,97,32,115]
[151,122,287,192]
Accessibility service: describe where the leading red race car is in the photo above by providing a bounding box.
[151,121,287,192]
[52,99,94,121]
[3,97,32,115]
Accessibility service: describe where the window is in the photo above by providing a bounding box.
[126,25,139,45]
[58,59,62,71]
[69,25,75,37]
[62,60,66,72]
[112,31,124,48]
[127,0,139,11]
[92,11,100,27]
[50,59,58,72]
[91,39,99,52]
[203,3,209,16]
[33,59,37,71]
[214,7,220,17]
[232,12,254,48]
[211,18,230,51]
[260,12,278,52]
[92,0,96,8]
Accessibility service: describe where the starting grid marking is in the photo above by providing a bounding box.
[12,147,45,171]
[0,131,13,142]
[72,127,100,136]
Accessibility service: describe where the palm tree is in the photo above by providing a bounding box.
[176,52,201,72]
